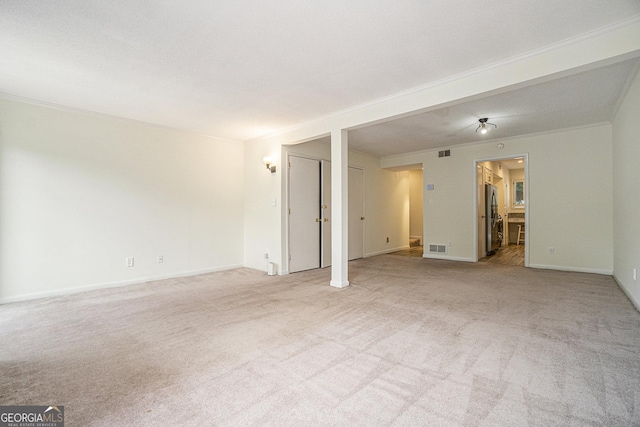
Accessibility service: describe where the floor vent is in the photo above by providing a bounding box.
[429,244,447,254]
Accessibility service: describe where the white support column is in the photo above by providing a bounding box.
[330,129,349,288]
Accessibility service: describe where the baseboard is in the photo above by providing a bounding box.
[422,254,474,262]
[528,263,613,275]
[0,263,243,304]
[330,280,350,289]
[365,245,410,257]
[613,275,640,313]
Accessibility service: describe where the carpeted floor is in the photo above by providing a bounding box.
[1,255,639,426]
[391,245,424,257]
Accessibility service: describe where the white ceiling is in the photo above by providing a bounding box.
[2,1,640,153]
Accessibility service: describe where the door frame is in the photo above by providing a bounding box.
[473,154,529,266]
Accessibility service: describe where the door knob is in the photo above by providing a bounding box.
[322,205,327,209]
[324,218,329,222]
[360,217,365,220]
[315,218,321,222]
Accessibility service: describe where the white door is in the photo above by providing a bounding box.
[348,167,364,260]
[289,156,320,273]
[320,160,331,268]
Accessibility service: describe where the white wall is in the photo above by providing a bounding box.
[0,97,245,302]
[382,125,614,273]
[242,138,283,273]
[612,67,640,309]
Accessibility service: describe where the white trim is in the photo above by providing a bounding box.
[613,275,640,313]
[0,92,240,144]
[330,280,350,288]
[611,58,640,120]
[380,122,610,165]
[528,264,613,275]
[0,264,243,305]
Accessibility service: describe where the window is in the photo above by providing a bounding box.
[512,180,525,207]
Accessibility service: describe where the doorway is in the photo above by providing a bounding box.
[409,169,423,253]
[476,156,528,267]
[288,155,365,273]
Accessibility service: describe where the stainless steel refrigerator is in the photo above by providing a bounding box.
[485,184,502,255]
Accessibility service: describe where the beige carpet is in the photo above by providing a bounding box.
[1,255,639,426]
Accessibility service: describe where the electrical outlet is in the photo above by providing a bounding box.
[126,257,134,267]
[386,237,389,243]
[264,253,269,259]
[548,247,554,255]
[157,255,163,264]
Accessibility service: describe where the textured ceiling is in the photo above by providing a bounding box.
[1,1,640,146]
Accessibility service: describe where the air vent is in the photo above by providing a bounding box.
[429,244,447,254]
[438,150,451,158]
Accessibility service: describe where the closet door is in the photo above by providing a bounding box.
[320,160,331,268]
[289,156,320,273]
[348,167,364,260]
[320,164,365,264]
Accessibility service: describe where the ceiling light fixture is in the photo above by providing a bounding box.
[476,118,497,135]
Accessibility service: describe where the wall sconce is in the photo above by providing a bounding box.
[263,157,276,173]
